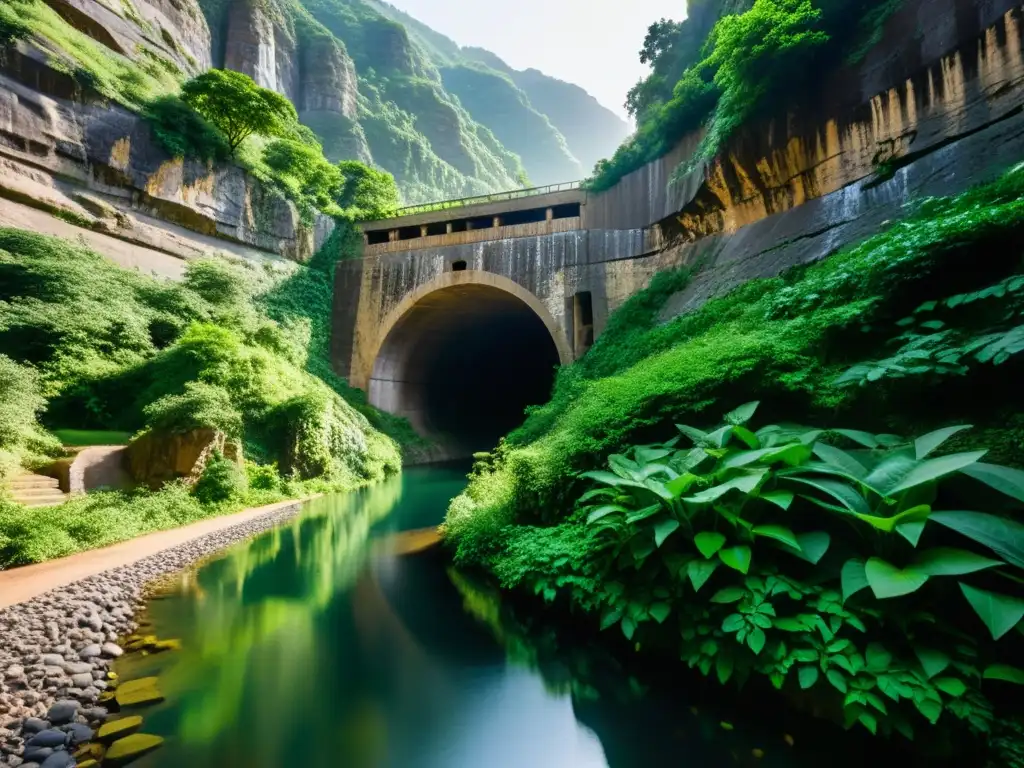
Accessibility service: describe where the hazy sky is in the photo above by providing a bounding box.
[386,0,687,122]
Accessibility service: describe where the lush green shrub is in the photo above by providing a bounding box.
[263,139,344,215]
[335,161,400,220]
[193,450,248,505]
[142,381,243,437]
[145,95,231,164]
[489,408,1024,742]
[246,461,283,491]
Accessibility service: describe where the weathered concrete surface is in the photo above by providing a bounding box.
[46,447,132,495]
[126,429,241,490]
[333,2,1024,438]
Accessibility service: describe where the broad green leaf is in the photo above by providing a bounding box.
[707,425,734,448]
[853,504,931,533]
[683,470,766,504]
[812,442,868,479]
[912,548,1003,576]
[983,664,1024,683]
[687,559,719,592]
[930,511,1024,569]
[732,425,760,449]
[863,452,918,496]
[959,583,1024,640]
[725,401,759,426]
[621,616,636,640]
[579,488,617,503]
[915,647,951,678]
[798,666,819,689]
[759,490,794,510]
[833,429,880,448]
[716,654,734,685]
[864,558,929,599]
[676,424,709,446]
[718,546,752,574]
[649,602,671,624]
[914,697,942,724]
[722,614,745,633]
[961,462,1024,503]
[587,504,628,524]
[600,607,623,630]
[665,473,699,498]
[581,470,641,488]
[933,677,967,697]
[710,587,746,603]
[636,446,673,463]
[784,531,831,565]
[626,503,663,524]
[747,628,766,655]
[826,669,848,693]
[753,525,800,549]
[654,518,680,548]
[865,642,892,672]
[914,425,972,460]
[786,476,870,514]
[773,617,811,632]
[896,521,926,547]
[841,558,869,602]
[889,451,988,495]
[695,531,727,559]
[609,454,641,480]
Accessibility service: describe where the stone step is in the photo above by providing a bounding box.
[13,486,66,498]
[20,493,68,508]
[7,474,60,490]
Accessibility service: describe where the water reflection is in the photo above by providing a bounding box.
[119,466,854,768]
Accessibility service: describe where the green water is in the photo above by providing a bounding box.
[117,465,865,768]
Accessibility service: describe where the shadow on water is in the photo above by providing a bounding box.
[117,465,894,768]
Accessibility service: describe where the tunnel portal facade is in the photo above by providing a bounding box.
[330,186,670,457]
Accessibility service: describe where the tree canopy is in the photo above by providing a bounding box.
[181,69,298,153]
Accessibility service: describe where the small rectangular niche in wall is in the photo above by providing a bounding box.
[367,230,389,245]
[398,225,421,241]
[425,221,447,237]
[573,291,594,355]
[451,260,468,272]
[552,203,582,220]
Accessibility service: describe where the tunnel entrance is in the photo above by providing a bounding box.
[368,283,563,455]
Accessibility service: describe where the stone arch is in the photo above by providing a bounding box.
[364,270,572,456]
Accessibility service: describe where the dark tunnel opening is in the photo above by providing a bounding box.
[369,285,562,455]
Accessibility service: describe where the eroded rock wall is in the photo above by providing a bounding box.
[0,44,331,264]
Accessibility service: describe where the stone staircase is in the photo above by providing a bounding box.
[5,472,67,508]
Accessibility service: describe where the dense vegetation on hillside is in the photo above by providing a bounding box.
[587,0,904,191]
[0,224,419,566]
[445,166,1024,759]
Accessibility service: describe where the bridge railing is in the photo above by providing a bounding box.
[377,180,584,220]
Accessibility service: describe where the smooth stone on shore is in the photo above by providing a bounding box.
[38,657,62,669]
[114,678,163,708]
[21,719,48,734]
[78,645,102,661]
[60,662,91,676]
[150,639,181,653]
[101,643,123,658]
[21,747,52,763]
[70,674,93,689]
[25,731,65,749]
[39,751,75,768]
[61,723,92,746]
[105,734,164,765]
[44,702,77,726]
[96,717,142,745]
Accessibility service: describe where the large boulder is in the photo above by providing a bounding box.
[125,429,241,489]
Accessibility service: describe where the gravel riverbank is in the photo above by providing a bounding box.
[0,500,305,767]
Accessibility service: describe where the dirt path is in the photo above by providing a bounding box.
[0,499,308,609]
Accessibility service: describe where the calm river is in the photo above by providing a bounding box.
[115,464,877,768]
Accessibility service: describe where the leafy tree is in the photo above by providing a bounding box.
[145,95,231,163]
[335,161,400,220]
[181,69,298,154]
[639,18,685,65]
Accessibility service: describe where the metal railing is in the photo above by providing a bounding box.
[378,180,584,220]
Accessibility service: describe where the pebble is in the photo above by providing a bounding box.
[0,501,303,760]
